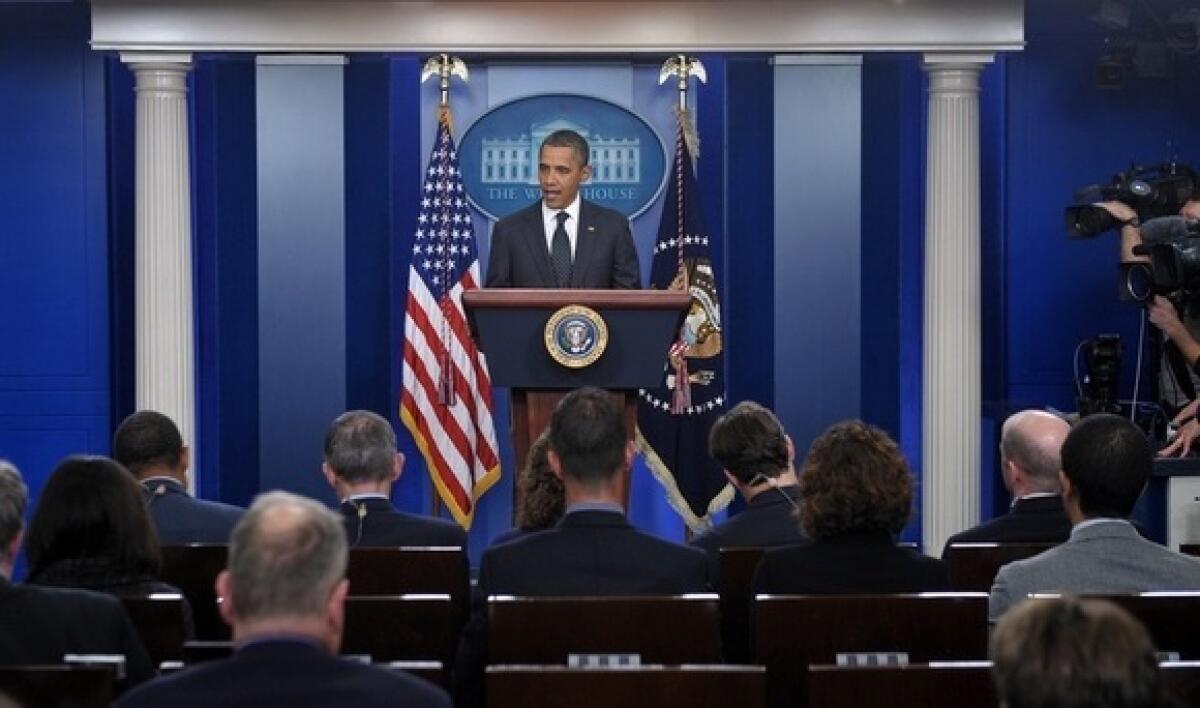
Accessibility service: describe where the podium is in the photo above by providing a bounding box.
[463,289,690,514]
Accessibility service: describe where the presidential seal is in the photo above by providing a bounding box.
[544,305,608,369]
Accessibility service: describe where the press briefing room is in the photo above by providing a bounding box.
[4,1,1200,706]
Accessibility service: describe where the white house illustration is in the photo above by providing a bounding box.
[481,118,641,186]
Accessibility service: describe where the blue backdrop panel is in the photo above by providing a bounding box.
[255,59,347,503]
[772,57,863,456]
[0,3,110,578]
[194,55,259,507]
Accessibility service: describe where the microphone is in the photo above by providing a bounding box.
[1140,216,1200,245]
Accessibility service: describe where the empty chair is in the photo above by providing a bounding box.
[342,595,456,664]
[159,544,228,640]
[0,665,113,708]
[486,665,765,708]
[944,542,1056,591]
[754,593,989,708]
[487,595,721,665]
[806,662,996,708]
[119,594,189,667]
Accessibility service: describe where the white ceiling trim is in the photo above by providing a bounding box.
[90,1,1024,54]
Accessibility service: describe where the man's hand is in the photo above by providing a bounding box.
[1148,295,1186,339]
[1173,399,1200,426]
[1162,418,1200,457]
[1096,200,1137,223]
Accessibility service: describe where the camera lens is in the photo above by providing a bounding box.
[1126,263,1154,301]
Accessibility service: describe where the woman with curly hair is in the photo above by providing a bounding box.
[752,420,948,594]
[490,431,565,546]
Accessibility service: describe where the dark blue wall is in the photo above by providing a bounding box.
[0,3,109,578]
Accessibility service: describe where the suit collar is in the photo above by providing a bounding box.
[1069,518,1139,542]
[557,508,631,529]
[747,484,801,509]
[340,497,395,514]
[1010,495,1063,515]
[141,477,186,497]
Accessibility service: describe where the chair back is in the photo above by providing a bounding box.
[807,662,996,708]
[717,547,765,663]
[754,593,989,708]
[1028,593,1200,659]
[486,665,765,708]
[119,593,189,667]
[0,666,113,708]
[943,542,1056,591]
[160,544,229,640]
[487,594,721,665]
[342,594,457,664]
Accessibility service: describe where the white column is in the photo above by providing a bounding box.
[121,53,196,474]
[921,53,993,554]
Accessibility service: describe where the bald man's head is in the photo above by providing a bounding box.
[1000,411,1070,497]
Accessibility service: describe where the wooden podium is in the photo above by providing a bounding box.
[463,289,689,514]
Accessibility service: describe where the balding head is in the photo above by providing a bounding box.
[1000,410,1070,497]
[219,491,348,650]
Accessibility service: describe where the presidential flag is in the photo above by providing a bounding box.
[637,114,732,532]
[401,108,501,529]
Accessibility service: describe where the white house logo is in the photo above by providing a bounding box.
[459,94,667,222]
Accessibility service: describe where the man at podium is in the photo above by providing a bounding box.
[484,129,641,289]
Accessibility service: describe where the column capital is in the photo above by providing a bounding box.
[119,52,194,70]
[921,53,995,70]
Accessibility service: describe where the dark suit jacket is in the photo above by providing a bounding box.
[940,495,1071,558]
[753,531,950,595]
[117,638,450,708]
[485,200,640,288]
[689,485,806,582]
[338,497,467,548]
[0,577,154,691]
[141,478,244,544]
[455,510,707,707]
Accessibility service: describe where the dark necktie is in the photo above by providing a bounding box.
[551,211,572,287]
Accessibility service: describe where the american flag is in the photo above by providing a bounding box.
[400,110,501,529]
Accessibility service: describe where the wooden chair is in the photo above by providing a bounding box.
[1181,544,1200,558]
[486,665,766,708]
[1027,593,1200,659]
[119,593,189,667]
[717,547,765,663]
[384,660,445,687]
[0,666,113,708]
[342,594,456,664]
[160,544,229,640]
[754,593,990,708]
[487,594,722,665]
[1161,660,1200,706]
[943,542,1056,591]
[346,546,470,641]
[807,662,996,708]
[182,640,232,664]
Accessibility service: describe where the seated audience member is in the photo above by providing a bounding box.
[753,420,949,594]
[114,410,244,544]
[689,401,805,579]
[26,456,191,606]
[989,414,1200,620]
[322,410,466,547]
[990,596,1167,708]
[118,491,450,708]
[941,409,1072,557]
[0,460,154,690]
[455,388,707,707]
[491,431,564,546]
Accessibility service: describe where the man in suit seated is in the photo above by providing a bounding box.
[941,409,1071,557]
[454,388,707,706]
[689,401,805,580]
[114,410,244,544]
[990,596,1163,708]
[118,491,449,708]
[0,460,154,691]
[485,129,641,289]
[322,410,466,548]
[989,414,1200,620]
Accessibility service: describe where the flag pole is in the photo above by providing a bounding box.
[420,53,469,518]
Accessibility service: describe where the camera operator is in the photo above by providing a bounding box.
[1102,198,1200,456]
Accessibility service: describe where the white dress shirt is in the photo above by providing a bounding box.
[541,194,581,261]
